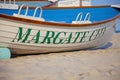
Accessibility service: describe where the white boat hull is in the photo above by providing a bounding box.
[0,17,117,54]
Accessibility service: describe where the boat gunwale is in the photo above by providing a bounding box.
[0,5,120,27]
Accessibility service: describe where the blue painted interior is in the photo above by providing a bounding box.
[0,7,119,23]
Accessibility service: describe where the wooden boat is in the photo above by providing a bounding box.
[0,5,120,54]
[15,0,57,7]
[0,0,57,9]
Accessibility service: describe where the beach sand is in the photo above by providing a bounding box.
[0,32,120,80]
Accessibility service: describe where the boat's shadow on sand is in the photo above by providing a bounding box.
[115,30,120,33]
[115,19,120,33]
[89,42,112,50]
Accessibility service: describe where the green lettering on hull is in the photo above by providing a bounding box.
[12,27,106,44]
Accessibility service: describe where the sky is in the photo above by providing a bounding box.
[91,0,120,5]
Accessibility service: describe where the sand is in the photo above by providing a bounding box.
[0,32,120,80]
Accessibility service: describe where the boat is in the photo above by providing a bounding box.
[0,0,57,10]
[15,0,57,7]
[0,5,120,54]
